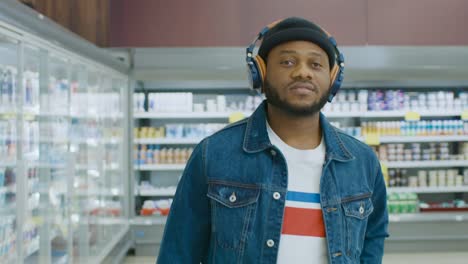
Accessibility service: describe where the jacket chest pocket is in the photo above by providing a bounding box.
[341,193,374,259]
[207,182,260,249]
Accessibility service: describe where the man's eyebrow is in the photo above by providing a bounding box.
[278,50,322,57]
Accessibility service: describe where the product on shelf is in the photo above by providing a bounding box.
[374,142,466,162]
[0,215,17,262]
[322,89,468,113]
[135,145,194,165]
[140,199,172,216]
[135,92,263,113]
[362,120,467,136]
[139,181,177,196]
[387,192,419,214]
[23,70,39,110]
[71,92,121,117]
[419,200,468,212]
[0,65,17,110]
[387,168,465,188]
[0,120,16,162]
[135,123,227,139]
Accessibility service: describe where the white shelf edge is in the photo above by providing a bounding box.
[385,160,468,168]
[138,190,176,196]
[377,135,468,143]
[324,110,465,118]
[133,111,252,119]
[134,138,202,144]
[74,189,122,196]
[387,186,468,193]
[130,216,168,225]
[390,212,468,222]
[135,164,185,171]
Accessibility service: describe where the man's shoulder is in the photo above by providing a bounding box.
[333,127,377,158]
[205,117,248,142]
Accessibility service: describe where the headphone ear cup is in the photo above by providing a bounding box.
[255,55,267,88]
[247,56,261,90]
[328,64,344,102]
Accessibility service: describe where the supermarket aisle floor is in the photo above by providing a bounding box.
[124,252,468,263]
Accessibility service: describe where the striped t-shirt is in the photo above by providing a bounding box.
[267,122,328,264]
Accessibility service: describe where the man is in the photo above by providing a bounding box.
[157,17,388,264]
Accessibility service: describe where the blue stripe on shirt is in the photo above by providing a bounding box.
[286,191,321,203]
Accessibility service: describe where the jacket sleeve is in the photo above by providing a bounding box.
[360,160,389,264]
[157,141,211,263]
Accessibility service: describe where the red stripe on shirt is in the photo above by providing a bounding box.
[282,207,326,237]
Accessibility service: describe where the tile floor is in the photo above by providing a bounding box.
[124,252,468,264]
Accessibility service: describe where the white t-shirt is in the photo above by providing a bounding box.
[266,122,329,264]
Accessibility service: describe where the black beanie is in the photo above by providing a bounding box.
[258,17,336,69]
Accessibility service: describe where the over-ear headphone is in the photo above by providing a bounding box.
[246,20,345,102]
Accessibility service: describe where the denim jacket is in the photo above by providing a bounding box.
[157,101,389,264]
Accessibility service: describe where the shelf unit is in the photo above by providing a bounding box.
[385,160,467,168]
[0,2,131,263]
[387,186,468,193]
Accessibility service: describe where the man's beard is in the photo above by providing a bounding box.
[263,79,329,116]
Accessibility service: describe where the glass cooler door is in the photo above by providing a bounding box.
[0,29,20,264]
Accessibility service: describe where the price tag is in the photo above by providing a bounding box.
[229,112,245,123]
[364,133,380,146]
[1,113,15,120]
[24,114,35,121]
[462,110,468,120]
[405,111,421,121]
[380,161,389,186]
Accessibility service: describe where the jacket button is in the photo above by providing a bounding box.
[359,205,365,215]
[229,192,237,203]
[266,239,275,247]
[270,149,276,156]
[273,192,281,200]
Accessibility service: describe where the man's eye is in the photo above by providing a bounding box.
[280,60,295,66]
[311,62,322,68]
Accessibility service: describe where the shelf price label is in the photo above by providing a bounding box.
[404,111,421,121]
[229,112,245,123]
[462,110,468,120]
[364,133,380,146]
[380,161,389,186]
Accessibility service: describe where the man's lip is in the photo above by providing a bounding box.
[289,83,316,92]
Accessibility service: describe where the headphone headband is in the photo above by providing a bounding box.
[246,18,345,102]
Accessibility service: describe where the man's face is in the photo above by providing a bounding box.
[264,40,332,116]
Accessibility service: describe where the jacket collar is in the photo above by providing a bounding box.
[243,100,354,162]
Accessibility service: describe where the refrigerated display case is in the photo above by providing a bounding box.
[0,1,131,263]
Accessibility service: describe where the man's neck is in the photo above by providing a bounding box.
[266,103,322,150]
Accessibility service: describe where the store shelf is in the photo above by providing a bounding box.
[387,186,468,193]
[0,184,16,194]
[130,216,168,225]
[38,111,70,117]
[39,137,69,144]
[74,188,122,196]
[376,135,468,143]
[87,224,129,264]
[88,216,128,225]
[70,137,121,146]
[134,111,252,119]
[75,163,120,171]
[390,213,468,222]
[31,162,67,169]
[134,138,202,145]
[0,160,16,167]
[135,164,185,171]
[385,160,468,168]
[138,188,176,196]
[324,110,465,118]
[71,112,124,119]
